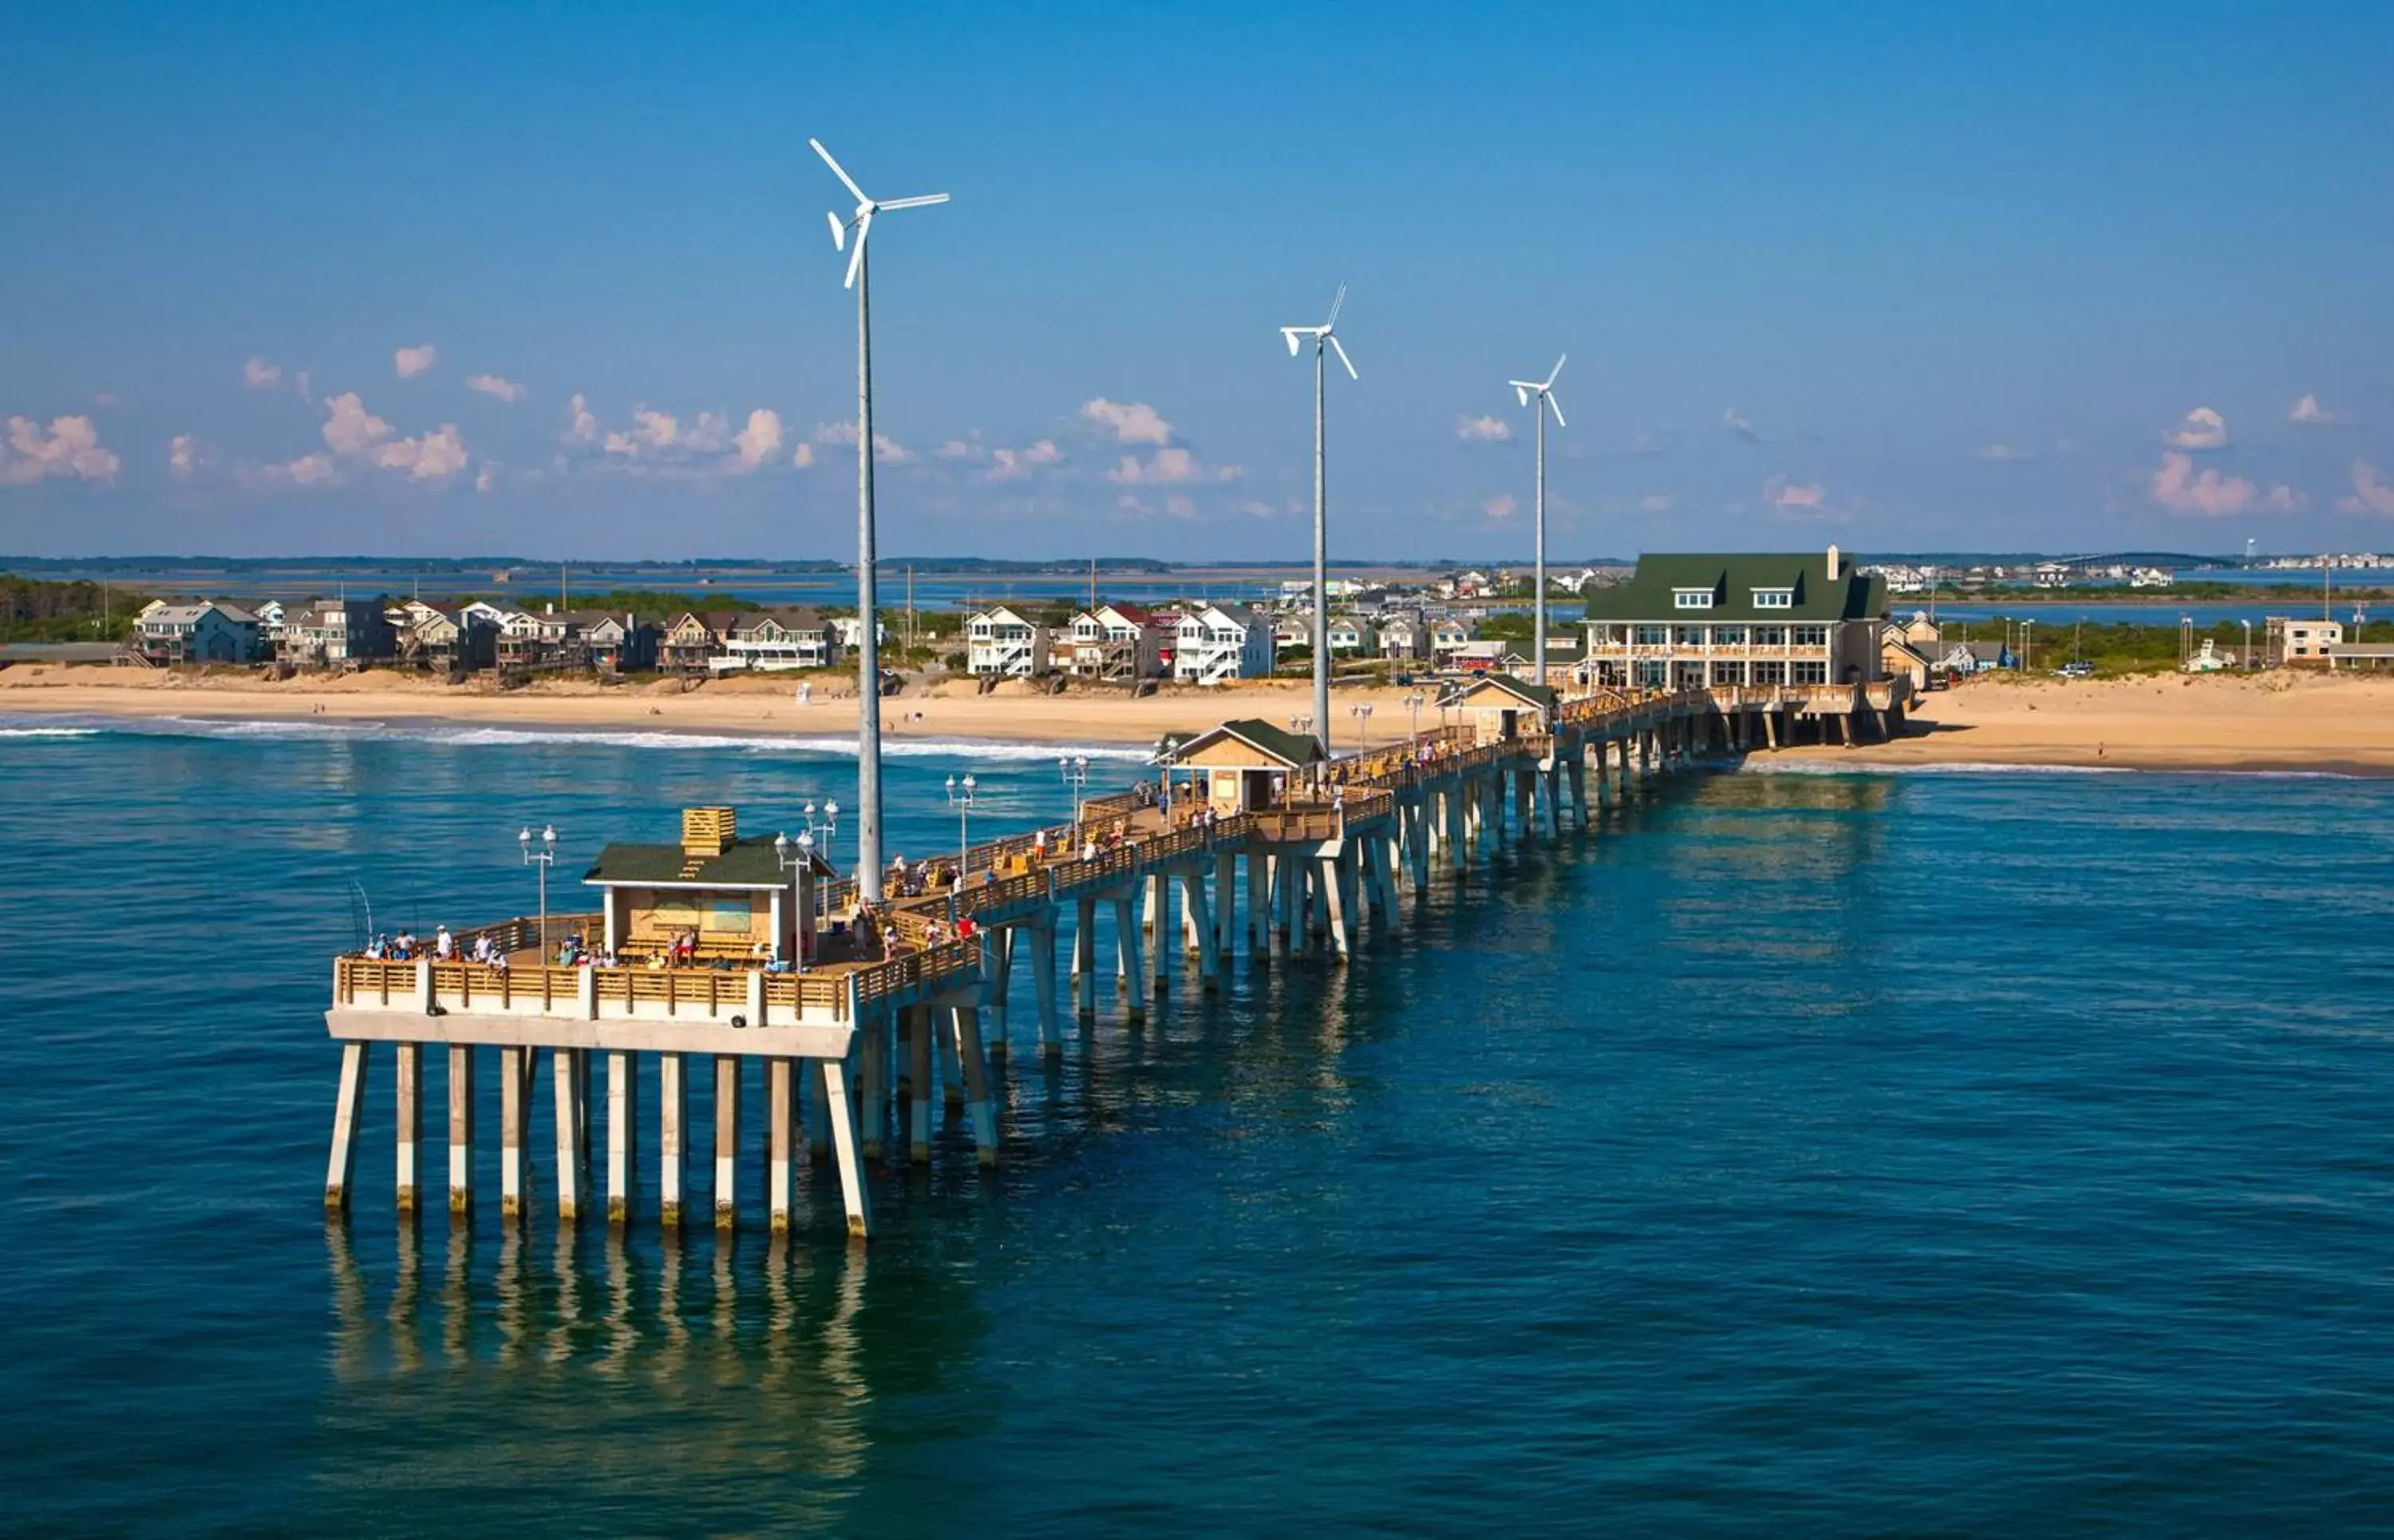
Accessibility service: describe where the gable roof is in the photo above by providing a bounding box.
[1583,552,1886,624]
[1159,717,1326,768]
[583,832,835,889]
[1452,673,1558,710]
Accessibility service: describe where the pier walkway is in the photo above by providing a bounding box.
[321,677,1912,1238]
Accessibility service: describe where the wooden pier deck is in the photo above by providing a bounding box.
[321,678,1912,1238]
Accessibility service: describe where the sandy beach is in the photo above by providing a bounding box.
[6,664,2392,773]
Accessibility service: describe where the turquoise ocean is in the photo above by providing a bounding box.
[2,715,2390,1534]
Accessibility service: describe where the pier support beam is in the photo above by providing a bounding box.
[1028,919,1063,1057]
[713,1055,741,1228]
[1215,852,1237,965]
[658,1052,685,1230]
[552,1047,584,1223]
[500,1046,530,1225]
[1185,869,1220,990]
[858,1009,887,1159]
[325,1040,369,1214]
[768,1058,794,1233]
[907,1005,934,1163]
[818,1057,871,1241]
[394,1041,421,1214]
[955,1007,999,1167]
[1073,898,1098,1019]
[1111,897,1146,1021]
[447,1046,476,1219]
[606,1050,636,1226]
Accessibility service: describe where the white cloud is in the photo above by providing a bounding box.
[476,464,496,493]
[2163,406,2229,451]
[1080,398,1174,445]
[1483,492,1518,519]
[168,433,203,479]
[1235,500,1276,518]
[295,369,313,403]
[253,452,340,488]
[244,357,282,389]
[2338,460,2394,517]
[733,409,784,468]
[1975,443,2036,462]
[1456,415,1512,443]
[1639,493,1674,512]
[2267,483,2305,512]
[2151,450,2254,515]
[1104,447,1240,485]
[375,424,470,480]
[565,393,599,444]
[813,421,911,461]
[322,393,394,456]
[2289,393,2343,426]
[1765,476,1825,510]
[467,373,526,404]
[1165,492,1196,518]
[394,344,438,378]
[1723,408,1761,444]
[935,438,984,460]
[792,442,815,468]
[986,440,1064,480]
[1,415,121,484]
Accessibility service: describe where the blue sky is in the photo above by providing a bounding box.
[3,2,2392,561]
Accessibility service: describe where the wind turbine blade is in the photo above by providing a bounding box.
[827,210,847,251]
[1328,334,1357,381]
[1547,393,1566,428]
[1546,353,1568,389]
[877,193,950,210]
[810,138,870,207]
[1515,385,1532,407]
[1282,329,1304,357]
[1507,379,1541,392]
[843,211,872,289]
[1325,282,1347,329]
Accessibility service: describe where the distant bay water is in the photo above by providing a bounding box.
[2,718,2391,1533]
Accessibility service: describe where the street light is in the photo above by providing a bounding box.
[945,772,978,879]
[1403,689,1425,747]
[1349,701,1374,750]
[1289,714,1314,791]
[2241,618,2254,669]
[518,824,557,958]
[2021,618,2035,675]
[1057,753,1090,837]
[773,829,819,971]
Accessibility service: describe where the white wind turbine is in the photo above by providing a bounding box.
[1508,354,1566,689]
[1282,283,1358,757]
[811,136,949,904]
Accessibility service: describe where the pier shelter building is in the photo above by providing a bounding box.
[583,807,836,965]
[1167,718,1329,816]
[1448,673,1557,746]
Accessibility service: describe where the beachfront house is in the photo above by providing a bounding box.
[966,605,1049,677]
[1174,603,1274,685]
[1878,626,1936,691]
[282,598,397,667]
[1429,617,1476,664]
[1062,603,1169,680]
[568,612,660,673]
[2268,617,2345,665]
[581,806,839,965]
[1326,614,1377,654]
[659,610,740,673]
[136,600,264,665]
[1157,717,1327,816]
[1496,636,1586,689]
[828,616,887,651]
[1581,546,1887,689]
[717,609,837,673]
[1379,614,1426,661]
[397,606,497,671]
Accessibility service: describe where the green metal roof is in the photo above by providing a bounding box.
[1163,717,1327,768]
[583,834,832,889]
[1582,553,1886,624]
[1453,673,1557,710]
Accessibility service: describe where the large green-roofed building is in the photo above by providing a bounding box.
[1581,546,1886,689]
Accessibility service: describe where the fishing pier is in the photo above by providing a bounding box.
[321,677,1911,1238]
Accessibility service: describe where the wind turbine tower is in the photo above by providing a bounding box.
[810,136,949,903]
[1508,354,1566,687]
[1281,283,1358,756]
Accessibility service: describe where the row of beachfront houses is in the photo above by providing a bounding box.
[962,602,1539,684]
[130,597,883,675]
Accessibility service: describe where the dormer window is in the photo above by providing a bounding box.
[1753,588,1794,609]
[1673,589,1714,610]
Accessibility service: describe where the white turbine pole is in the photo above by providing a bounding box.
[1312,330,1329,758]
[854,236,884,902]
[1533,382,1547,687]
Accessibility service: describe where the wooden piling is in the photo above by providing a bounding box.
[768,1058,794,1233]
[394,1041,421,1214]
[448,1045,476,1218]
[713,1055,741,1227]
[606,1049,636,1226]
[658,1052,685,1229]
[552,1047,583,1222]
[325,1040,368,1214]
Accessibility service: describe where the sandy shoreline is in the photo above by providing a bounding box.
[6,665,2393,775]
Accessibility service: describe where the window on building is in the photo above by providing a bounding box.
[1709,659,1747,685]
[1634,625,1669,646]
[1755,626,1787,646]
[1753,589,1793,609]
[1672,661,1707,689]
[1752,660,1787,685]
[1673,590,1713,610]
[1713,626,1748,646]
[1792,660,1828,684]
[1634,659,1669,688]
[1792,625,1828,648]
[1673,626,1706,647]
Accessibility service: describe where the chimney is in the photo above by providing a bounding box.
[1825,543,1842,581]
[546,601,555,614]
[681,806,737,859]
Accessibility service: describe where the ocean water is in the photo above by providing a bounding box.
[2,717,2392,1534]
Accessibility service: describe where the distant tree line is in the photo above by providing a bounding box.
[0,576,153,642]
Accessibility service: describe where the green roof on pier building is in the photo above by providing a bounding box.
[1584,548,1885,625]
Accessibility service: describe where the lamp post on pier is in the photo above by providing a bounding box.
[945,773,978,879]
[1403,689,1425,749]
[1058,754,1089,842]
[773,829,818,972]
[1289,714,1315,790]
[517,824,557,956]
[1349,701,1373,751]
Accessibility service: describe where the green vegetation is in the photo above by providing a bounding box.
[0,576,153,642]
[1954,618,2266,676]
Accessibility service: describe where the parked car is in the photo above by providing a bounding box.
[2053,660,2096,679]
